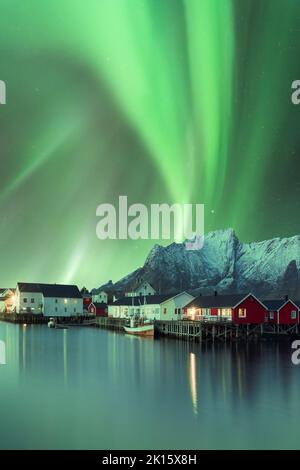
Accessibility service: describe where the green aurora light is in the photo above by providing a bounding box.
[0,0,300,288]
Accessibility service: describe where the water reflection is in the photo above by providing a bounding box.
[63,329,68,386]
[0,322,300,449]
[189,353,198,415]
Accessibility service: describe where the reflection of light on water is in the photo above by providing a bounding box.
[237,353,243,399]
[63,329,68,386]
[22,323,27,371]
[189,352,198,415]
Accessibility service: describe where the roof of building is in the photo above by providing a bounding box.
[111,294,173,306]
[127,280,155,292]
[263,299,299,311]
[262,299,286,311]
[17,283,41,293]
[17,282,82,299]
[185,293,250,309]
[91,302,107,308]
[0,288,15,296]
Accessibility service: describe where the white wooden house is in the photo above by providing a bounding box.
[16,282,83,317]
[125,281,156,297]
[0,288,15,313]
[108,292,194,321]
[160,292,195,320]
[108,295,168,320]
[92,290,108,304]
[16,283,44,314]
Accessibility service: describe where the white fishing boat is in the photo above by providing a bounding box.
[47,317,68,329]
[123,318,154,337]
[48,317,56,328]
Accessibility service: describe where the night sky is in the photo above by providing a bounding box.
[0,0,300,289]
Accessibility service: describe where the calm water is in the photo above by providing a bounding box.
[0,321,299,449]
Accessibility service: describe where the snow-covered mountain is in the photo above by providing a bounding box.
[95,229,300,299]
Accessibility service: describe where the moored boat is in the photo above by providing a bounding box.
[123,318,154,337]
[48,317,56,328]
[48,317,68,329]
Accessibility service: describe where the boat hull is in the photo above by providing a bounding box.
[123,324,154,336]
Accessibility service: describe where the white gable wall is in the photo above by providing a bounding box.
[125,282,156,297]
[16,288,43,315]
[160,293,195,321]
[93,291,108,303]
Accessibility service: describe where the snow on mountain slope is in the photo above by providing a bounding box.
[96,229,300,298]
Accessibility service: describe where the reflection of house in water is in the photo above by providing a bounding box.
[0,339,6,364]
[0,323,20,386]
[18,324,69,384]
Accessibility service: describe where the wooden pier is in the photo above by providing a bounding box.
[154,320,300,342]
[95,316,127,331]
[0,313,48,324]
[1,313,299,342]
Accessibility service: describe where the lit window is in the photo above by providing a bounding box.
[291,311,297,319]
[238,308,247,318]
[64,299,68,304]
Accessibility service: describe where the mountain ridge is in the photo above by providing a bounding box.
[94,228,300,299]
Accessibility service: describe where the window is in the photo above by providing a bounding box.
[74,308,76,313]
[64,298,68,304]
[174,308,177,314]
[55,299,58,303]
[221,308,231,317]
[178,308,181,315]
[23,298,27,303]
[55,307,58,312]
[238,308,247,318]
[64,307,67,313]
[269,311,274,320]
[31,298,34,303]
[203,308,211,316]
[164,308,167,314]
[291,311,297,320]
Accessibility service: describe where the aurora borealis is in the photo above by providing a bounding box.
[0,0,300,288]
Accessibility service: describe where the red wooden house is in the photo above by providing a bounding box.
[263,299,299,325]
[185,293,267,324]
[88,302,108,317]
